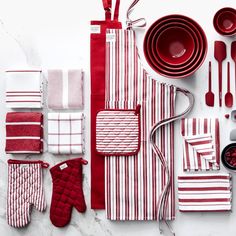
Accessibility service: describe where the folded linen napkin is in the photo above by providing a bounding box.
[181,118,220,171]
[5,112,43,153]
[47,113,84,154]
[5,70,43,108]
[178,174,232,212]
[47,69,84,109]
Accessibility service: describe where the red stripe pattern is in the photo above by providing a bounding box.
[48,113,84,154]
[7,159,48,227]
[96,106,140,155]
[5,112,43,154]
[5,70,43,108]
[178,174,232,212]
[105,29,176,220]
[181,118,220,171]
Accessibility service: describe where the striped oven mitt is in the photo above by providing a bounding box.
[7,159,49,228]
[96,105,141,156]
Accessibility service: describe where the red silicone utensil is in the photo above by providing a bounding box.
[214,41,226,107]
[225,62,233,108]
[231,41,236,102]
[205,61,214,107]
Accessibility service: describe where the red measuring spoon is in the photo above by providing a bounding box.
[225,62,233,108]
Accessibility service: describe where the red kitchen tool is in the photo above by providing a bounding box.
[225,62,233,108]
[143,14,208,79]
[205,61,214,107]
[213,7,236,36]
[231,41,236,101]
[214,41,226,107]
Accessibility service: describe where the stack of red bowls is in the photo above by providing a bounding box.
[143,15,208,79]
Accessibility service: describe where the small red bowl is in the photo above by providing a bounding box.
[155,26,195,66]
[213,7,236,36]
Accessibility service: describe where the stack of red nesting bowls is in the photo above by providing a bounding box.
[144,15,208,79]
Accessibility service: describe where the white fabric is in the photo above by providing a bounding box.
[178,174,232,212]
[5,70,43,108]
[62,70,69,109]
[47,113,84,154]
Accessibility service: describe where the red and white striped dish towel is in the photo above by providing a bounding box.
[178,174,232,212]
[181,118,220,171]
[47,113,84,154]
[5,112,43,154]
[5,70,43,108]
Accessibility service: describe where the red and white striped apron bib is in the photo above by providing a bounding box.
[104,28,194,221]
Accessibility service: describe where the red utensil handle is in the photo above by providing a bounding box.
[219,62,222,107]
[209,61,212,91]
[227,62,230,92]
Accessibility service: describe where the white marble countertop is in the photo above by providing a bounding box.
[0,0,236,235]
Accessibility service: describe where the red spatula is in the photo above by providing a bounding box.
[225,62,233,108]
[205,61,214,107]
[231,41,236,103]
[214,41,226,107]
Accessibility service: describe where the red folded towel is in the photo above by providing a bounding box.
[5,112,43,154]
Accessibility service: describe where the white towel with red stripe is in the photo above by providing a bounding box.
[5,70,43,108]
[47,113,84,154]
[5,112,43,154]
[181,118,220,171]
[178,174,232,212]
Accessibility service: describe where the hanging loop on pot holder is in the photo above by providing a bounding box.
[102,0,120,21]
[96,104,141,156]
[126,0,146,29]
[150,87,194,235]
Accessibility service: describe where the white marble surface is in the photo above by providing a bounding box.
[0,0,236,235]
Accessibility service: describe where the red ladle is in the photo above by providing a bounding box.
[225,62,233,108]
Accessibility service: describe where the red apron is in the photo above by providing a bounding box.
[90,0,122,209]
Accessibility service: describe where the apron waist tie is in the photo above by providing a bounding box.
[150,88,194,236]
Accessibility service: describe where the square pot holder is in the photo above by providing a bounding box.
[181,118,220,171]
[96,105,141,156]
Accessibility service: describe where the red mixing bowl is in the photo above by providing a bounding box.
[213,7,236,36]
[149,21,201,70]
[143,14,208,78]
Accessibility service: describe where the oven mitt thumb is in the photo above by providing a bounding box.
[49,158,87,227]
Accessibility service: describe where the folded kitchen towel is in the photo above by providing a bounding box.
[5,112,43,154]
[47,69,84,109]
[178,174,232,212]
[5,70,43,108]
[47,113,84,154]
[181,118,220,171]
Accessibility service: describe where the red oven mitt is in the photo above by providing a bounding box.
[49,158,87,227]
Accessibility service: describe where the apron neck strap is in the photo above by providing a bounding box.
[102,0,120,21]
[126,0,146,29]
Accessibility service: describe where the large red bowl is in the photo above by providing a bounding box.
[213,7,236,36]
[148,21,201,70]
[143,14,208,78]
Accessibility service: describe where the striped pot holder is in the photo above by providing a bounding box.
[96,105,141,156]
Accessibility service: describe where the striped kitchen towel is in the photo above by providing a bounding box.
[5,70,43,108]
[47,113,84,154]
[47,69,84,109]
[178,174,232,212]
[181,118,220,171]
[5,112,43,154]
